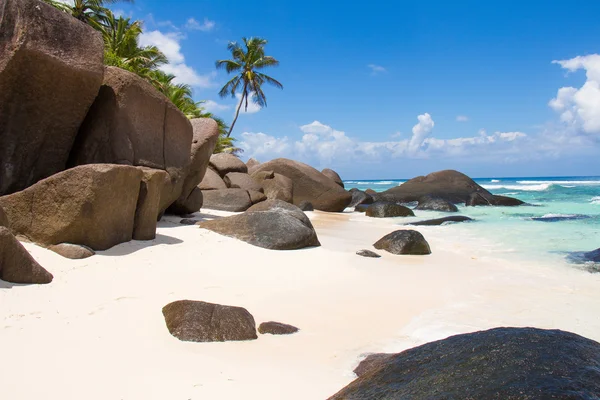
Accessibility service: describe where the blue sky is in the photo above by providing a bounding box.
[117,0,600,179]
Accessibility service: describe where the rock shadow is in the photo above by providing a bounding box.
[97,233,183,257]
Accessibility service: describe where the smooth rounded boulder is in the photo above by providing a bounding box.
[209,153,248,177]
[252,159,352,212]
[0,227,53,284]
[49,243,95,260]
[373,230,431,255]
[258,321,299,335]
[348,190,374,208]
[366,202,415,218]
[252,171,294,203]
[201,189,252,212]
[198,168,228,190]
[356,249,381,258]
[322,168,345,188]
[415,196,458,212]
[0,0,105,196]
[162,300,257,342]
[329,328,600,399]
[224,172,264,192]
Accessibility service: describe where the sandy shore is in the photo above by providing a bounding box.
[2,209,600,399]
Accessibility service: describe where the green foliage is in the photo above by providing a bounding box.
[216,37,283,136]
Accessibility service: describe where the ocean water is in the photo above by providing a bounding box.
[344,176,600,271]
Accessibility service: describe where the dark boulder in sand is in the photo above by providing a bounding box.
[366,202,415,218]
[209,153,248,177]
[379,170,522,206]
[258,321,299,335]
[408,216,473,226]
[162,300,257,342]
[348,190,374,208]
[0,227,53,284]
[322,168,345,188]
[224,172,264,192]
[200,200,320,250]
[0,0,105,196]
[198,168,228,190]
[356,250,381,258]
[298,201,314,211]
[69,67,193,214]
[201,189,252,212]
[415,196,458,212]
[49,243,95,260]
[252,171,294,204]
[252,159,351,212]
[374,230,431,255]
[328,327,600,400]
[353,353,395,377]
[0,164,143,250]
[168,187,203,216]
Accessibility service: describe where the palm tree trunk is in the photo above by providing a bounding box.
[227,84,247,137]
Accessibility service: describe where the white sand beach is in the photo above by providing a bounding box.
[2,210,600,399]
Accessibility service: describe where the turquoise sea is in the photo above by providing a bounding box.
[344,176,600,271]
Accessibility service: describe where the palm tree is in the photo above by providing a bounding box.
[216,37,283,137]
[43,0,133,24]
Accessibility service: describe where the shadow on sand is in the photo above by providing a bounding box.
[97,233,184,257]
[158,212,224,228]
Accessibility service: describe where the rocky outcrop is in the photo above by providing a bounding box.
[353,353,394,377]
[169,118,219,214]
[0,164,144,250]
[198,168,228,190]
[366,202,415,218]
[49,243,95,260]
[209,153,248,177]
[68,66,193,213]
[356,249,381,258]
[322,168,344,188]
[365,189,377,195]
[246,158,260,171]
[408,216,473,226]
[252,171,294,203]
[252,159,352,211]
[329,328,600,399]
[415,196,458,212]
[201,189,252,212]
[199,200,320,250]
[348,190,374,208]
[162,300,257,342]
[0,227,53,284]
[373,230,431,255]
[248,190,267,205]
[224,172,264,192]
[258,321,299,335]
[134,168,167,239]
[0,0,105,196]
[379,170,522,206]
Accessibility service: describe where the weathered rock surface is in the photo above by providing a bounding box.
[0,227,53,284]
[209,153,248,177]
[246,158,260,171]
[322,168,345,188]
[353,353,394,377]
[0,205,8,228]
[252,159,352,211]
[408,216,473,226]
[298,201,314,211]
[134,168,167,239]
[49,243,95,260]
[415,196,458,212]
[201,189,252,212]
[169,118,219,214]
[365,189,377,195]
[356,249,381,258]
[354,204,371,213]
[0,164,143,250]
[373,230,431,255]
[198,168,228,190]
[348,190,374,208]
[248,190,267,205]
[329,328,600,400]
[0,0,105,195]
[162,300,257,342]
[366,202,415,218]
[380,170,522,206]
[69,66,193,213]
[258,321,299,335]
[224,172,264,192]
[252,171,294,203]
[200,200,320,250]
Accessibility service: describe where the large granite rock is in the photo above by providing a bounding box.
[252,171,294,203]
[348,190,374,208]
[258,321,299,335]
[248,190,267,204]
[162,300,257,342]
[198,168,228,190]
[201,189,252,212]
[379,170,522,205]
[168,118,219,214]
[0,227,53,284]
[252,159,352,212]
[366,202,415,218]
[329,328,600,399]
[199,200,320,250]
[224,172,264,192]
[49,243,95,260]
[467,192,525,207]
[415,196,458,212]
[373,230,431,255]
[0,164,143,250]
[209,153,248,177]
[134,168,167,239]
[68,66,193,213]
[246,158,260,172]
[0,205,8,228]
[0,0,104,195]
[322,168,344,188]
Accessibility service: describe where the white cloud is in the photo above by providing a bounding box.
[202,100,231,113]
[408,113,434,155]
[139,30,216,88]
[550,54,600,136]
[368,64,386,75]
[235,92,262,114]
[238,132,290,158]
[185,17,216,32]
[456,115,469,122]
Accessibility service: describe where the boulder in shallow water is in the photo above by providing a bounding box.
[0,227,53,284]
[366,202,415,218]
[408,216,473,226]
[328,327,600,400]
[49,243,95,259]
[373,230,431,255]
[567,248,600,271]
[354,204,371,213]
[258,321,299,335]
[415,196,458,212]
[356,249,381,258]
[162,300,257,342]
[348,190,374,208]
